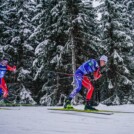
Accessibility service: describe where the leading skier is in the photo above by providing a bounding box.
[0,59,16,98]
[64,55,108,110]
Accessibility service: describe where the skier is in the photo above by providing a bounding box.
[0,59,16,98]
[64,55,108,110]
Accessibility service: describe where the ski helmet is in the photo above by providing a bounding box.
[100,55,108,63]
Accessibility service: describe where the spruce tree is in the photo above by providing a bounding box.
[123,0,134,103]
[0,0,13,58]
[99,0,133,105]
[31,0,69,105]
[0,0,36,104]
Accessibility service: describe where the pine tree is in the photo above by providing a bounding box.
[99,0,133,105]
[0,0,36,104]
[123,0,134,103]
[31,0,72,105]
[0,0,5,57]
[0,0,13,58]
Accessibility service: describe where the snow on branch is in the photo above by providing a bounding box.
[120,75,132,86]
[35,40,49,55]
[17,68,31,81]
[102,95,121,105]
[0,21,4,25]
[108,80,114,89]
[113,50,123,63]
[33,64,44,81]
[20,85,36,105]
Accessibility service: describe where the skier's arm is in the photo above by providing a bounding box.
[93,68,102,81]
[92,60,102,80]
[7,65,16,72]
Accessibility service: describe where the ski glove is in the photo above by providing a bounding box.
[93,68,102,81]
[13,66,16,71]
[3,91,8,98]
[7,65,16,72]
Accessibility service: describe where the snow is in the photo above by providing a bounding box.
[92,0,101,7]
[11,37,21,44]
[20,68,30,75]
[24,44,34,51]
[82,0,101,7]
[0,104,134,134]
[0,21,4,25]
[108,80,114,89]
[32,13,40,22]
[20,86,36,105]
[33,64,44,81]
[23,29,31,35]
[35,40,49,55]
[113,50,123,62]
[30,0,35,3]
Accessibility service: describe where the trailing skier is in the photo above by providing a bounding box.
[64,55,108,110]
[0,59,16,98]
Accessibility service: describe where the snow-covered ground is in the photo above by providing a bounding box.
[0,104,134,134]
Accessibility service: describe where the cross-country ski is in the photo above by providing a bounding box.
[48,108,113,115]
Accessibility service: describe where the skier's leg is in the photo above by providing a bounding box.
[82,76,97,110]
[0,78,3,97]
[64,70,83,108]
[0,78,4,101]
[69,73,83,99]
[1,78,8,98]
[82,76,94,100]
[0,89,3,100]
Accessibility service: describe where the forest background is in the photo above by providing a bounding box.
[0,0,134,106]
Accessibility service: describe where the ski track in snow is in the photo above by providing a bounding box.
[0,104,134,134]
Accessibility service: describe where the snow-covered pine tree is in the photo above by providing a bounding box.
[0,0,5,57]
[1,0,36,104]
[0,0,13,58]
[0,0,19,102]
[123,0,134,103]
[99,0,133,105]
[31,0,72,105]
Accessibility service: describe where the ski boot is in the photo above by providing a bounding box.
[64,98,74,109]
[84,100,98,111]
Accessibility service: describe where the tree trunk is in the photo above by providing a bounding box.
[71,32,76,88]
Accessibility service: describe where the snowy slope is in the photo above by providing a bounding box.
[0,104,134,134]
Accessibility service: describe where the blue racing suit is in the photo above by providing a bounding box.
[0,63,16,98]
[0,64,7,96]
[69,59,101,99]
